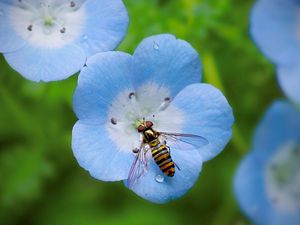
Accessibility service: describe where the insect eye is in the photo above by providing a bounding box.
[145,121,153,128]
[137,125,144,132]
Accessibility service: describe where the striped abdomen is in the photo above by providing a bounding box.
[151,144,175,177]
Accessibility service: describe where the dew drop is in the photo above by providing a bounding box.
[155,174,164,183]
[153,42,159,50]
[82,34,88,41]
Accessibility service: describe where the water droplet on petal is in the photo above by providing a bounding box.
[155,174,164,183]
[82,34,88,41]
[153,42,159,50]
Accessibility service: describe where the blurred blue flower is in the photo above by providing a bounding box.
[0,0,128,82]
[72,34,234,203]
[251,0,300,104]
[234,101,300,225]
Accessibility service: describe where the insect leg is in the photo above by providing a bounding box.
[143,145,150,172]
[174,163,181,171]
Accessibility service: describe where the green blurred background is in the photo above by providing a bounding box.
[0,0,283,224]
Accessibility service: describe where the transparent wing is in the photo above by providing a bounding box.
[159,132,208,149]
[127,144,148,189]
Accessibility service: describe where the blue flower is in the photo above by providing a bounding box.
[234,101,300,225]
[72,34,234,204]
[251,0,300,104]
[0,0,128,82]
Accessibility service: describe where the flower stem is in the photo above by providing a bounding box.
[202,51,248,154]
[202,52,251,225]
[202,51,225,91]
[0,84,35,135]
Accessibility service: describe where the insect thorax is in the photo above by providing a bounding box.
[143,128,160,147]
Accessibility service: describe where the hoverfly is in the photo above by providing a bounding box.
[127,120,208,188]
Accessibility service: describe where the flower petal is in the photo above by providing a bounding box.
[0,2,26,52]
[133,34,202,97]
[72,121,134,181]
[270,211,300,225]
[277,65,300,104]
[235,101,300,225]
[253,101,300,159]
[270,209,300,225]
[234,153,272,225]
[73,51,134,124]
[4,43,86,82]
[250,0,300,65]
[171,83,234,161]
[235,148,300,225]
[125,144,203,204]
[75,0,129,57]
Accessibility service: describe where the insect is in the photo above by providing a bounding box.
[127,120,208,188]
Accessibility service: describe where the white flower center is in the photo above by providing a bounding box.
[265,141,300,212]
[9,0,86,48]
[106,82,185,153]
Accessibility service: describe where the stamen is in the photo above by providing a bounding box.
[60,27,66,33]
[132,148,139,154]
[70,1,76,7]
[111,118,117,125]
[54,1,80,14]
[27,24,33,31]
[164,97,171,102]
[53,20,67,34]
[129,92,136,99]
